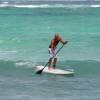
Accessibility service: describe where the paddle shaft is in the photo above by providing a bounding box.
[36,44,65,74]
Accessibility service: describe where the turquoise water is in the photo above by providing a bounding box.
[0,6,100,100]
[0,7,100,61]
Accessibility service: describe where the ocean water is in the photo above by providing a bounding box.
[0,1,100,100]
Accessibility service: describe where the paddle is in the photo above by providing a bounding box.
[36,41,68,74]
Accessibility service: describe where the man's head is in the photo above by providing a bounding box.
[54,34,61,41]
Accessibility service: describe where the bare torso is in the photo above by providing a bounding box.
[49,39,60,49]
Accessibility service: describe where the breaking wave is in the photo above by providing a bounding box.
[0,2,100,8]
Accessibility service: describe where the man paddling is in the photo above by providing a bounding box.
[48,34,68,70]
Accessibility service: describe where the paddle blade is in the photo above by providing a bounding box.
[36,69,43,74]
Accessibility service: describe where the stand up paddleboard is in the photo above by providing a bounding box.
[35,65,74,76]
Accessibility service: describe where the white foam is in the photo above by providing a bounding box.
[0,3,100,8]
[12,4,67,8]
[0,50,17,53]
[3,2,8,4]
[90,5,100,8]
[0,2,9,7]
[15,61,37,69]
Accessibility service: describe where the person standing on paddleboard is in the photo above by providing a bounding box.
[48,34,68,70]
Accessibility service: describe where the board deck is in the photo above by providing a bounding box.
[35,65,74,76]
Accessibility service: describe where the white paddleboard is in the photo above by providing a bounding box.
[35,65,74,76]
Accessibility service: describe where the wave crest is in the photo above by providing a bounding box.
[0,2,100,8]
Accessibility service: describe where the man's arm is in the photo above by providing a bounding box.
[59,37,68,45]
[60,39,65,45]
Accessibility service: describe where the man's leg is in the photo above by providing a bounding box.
[53,58,57,69]
[48,58,52,69]
[53,47,58,69]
